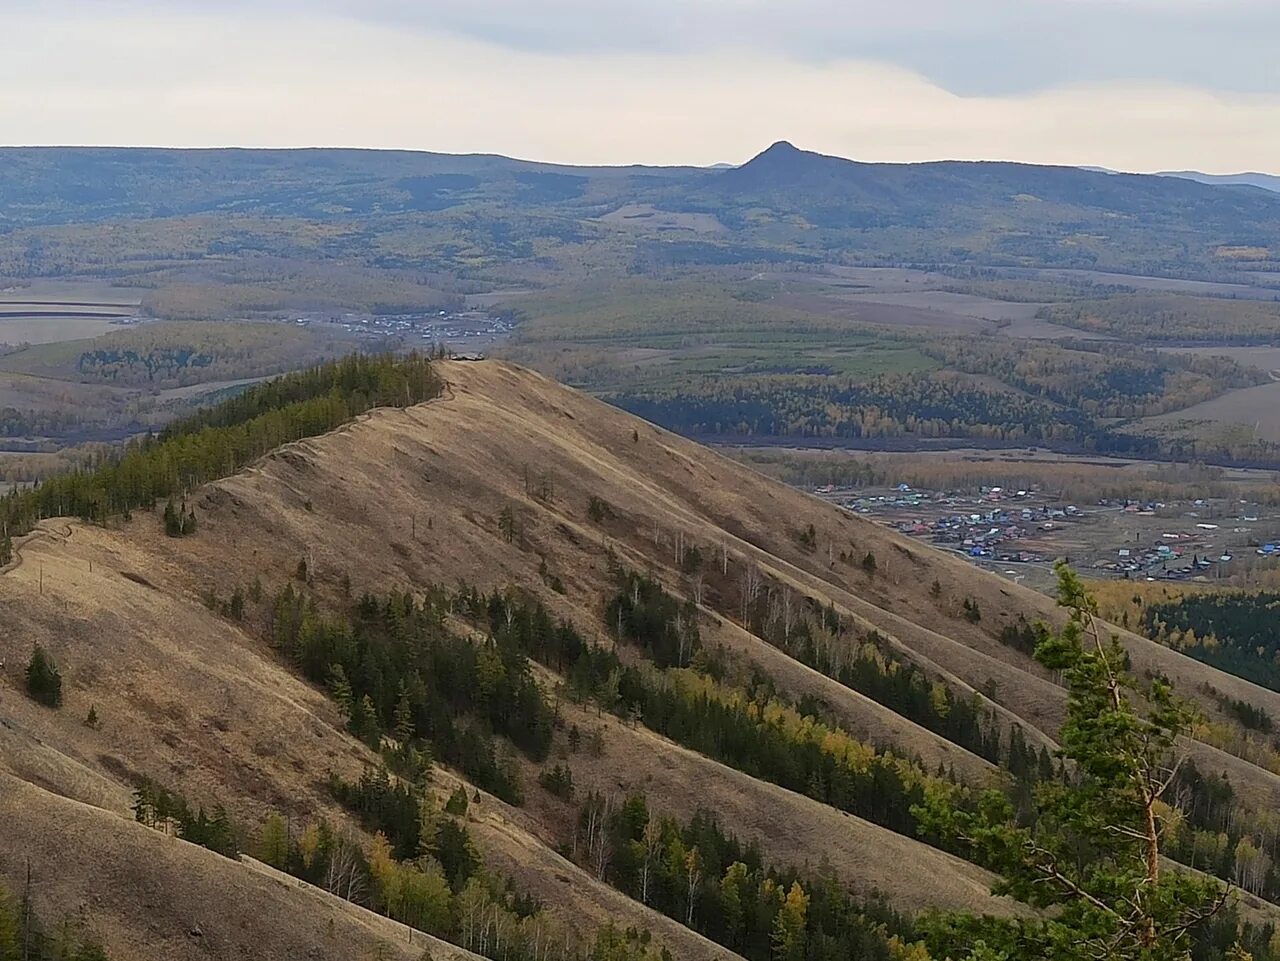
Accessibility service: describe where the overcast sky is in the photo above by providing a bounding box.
[2,0,1277,171]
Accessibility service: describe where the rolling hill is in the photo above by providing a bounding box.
[2,143,1279,285]
[1160,171,1280,194]
[5,358,1280,959]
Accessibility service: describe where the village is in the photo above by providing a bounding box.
[815,482,1280,590]
[294,307,513,348]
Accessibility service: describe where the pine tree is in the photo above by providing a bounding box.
[207,805,239,858]
[327,664,353,715]
[771,880,809,961]
[444,786,469,817]
[25,643,63,708]
[163,499,181,537]
[915,561,1227,961]
[498,506,518,544]
[348,694,381,748]
[227,587,245,621]
[256,812,290,869]
[393,692,415,746]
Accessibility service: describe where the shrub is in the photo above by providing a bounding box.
[25,643,63,708]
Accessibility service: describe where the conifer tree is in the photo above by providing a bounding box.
[915,561,1227,961]
[444,786,469,817]
[348,694,381,747]
[498,506,518,544]
[772,881,809,961]
[327,664,353,714]
[393,692,415,745]
[25,643,63,708]
[256,812,290,869]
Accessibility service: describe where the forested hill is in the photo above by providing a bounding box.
[0,146,702,226]
[7,359,1280,960]
[3,144,1278,275]
[695,140,1280,247]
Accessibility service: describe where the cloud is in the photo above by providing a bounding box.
[0,4,1277,172]
[35,0,1278,96]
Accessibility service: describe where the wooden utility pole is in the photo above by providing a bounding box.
[21,859,32,961]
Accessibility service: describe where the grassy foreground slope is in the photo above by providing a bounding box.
[6,359,1280,956]
[0,775,482,961]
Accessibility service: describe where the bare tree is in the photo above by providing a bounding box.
[640,813,662,904]
[324,830,367,904]
[739,562,762,625]
[685,847,702,925]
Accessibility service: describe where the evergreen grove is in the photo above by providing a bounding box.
[0,353,441,534]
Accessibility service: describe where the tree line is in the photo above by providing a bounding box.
[131,777,239,858]
[568,790,919,961]
[269,585,550,804]
[230,547,1280,959]
[610,372,1162,455]
[1040,294,1280,346]
[920,336,1263,419]
[130,765,669,961]
[255,557,1280,931]
[738,577,1044,773]
[0,352,441,534]
[322,768,672,960]
[1143,592,1280,692]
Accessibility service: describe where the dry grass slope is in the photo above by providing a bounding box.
[0,774,482,961]
[6,359,1280,955]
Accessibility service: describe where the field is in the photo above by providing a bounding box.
[0,280,141,344]
[482,268,1280,469]
[0,320,369,470]
[0,319,346,385]
[1040,293,1280,344]
[596,203,728,234]
[3,147,1280,475]
[1137,380,1280,443]
[1006,268,1280,300]
[6,254,1280,474]
[1164,345,1280,373]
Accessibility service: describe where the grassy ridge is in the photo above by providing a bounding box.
[0,353,441,535]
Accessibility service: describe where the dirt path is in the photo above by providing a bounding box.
[0,520,72,576]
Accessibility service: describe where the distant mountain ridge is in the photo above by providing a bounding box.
[1,142,1278,278]
[1081,165,1280,195]
[1159,170,1280,194]
[691,142,1280,260]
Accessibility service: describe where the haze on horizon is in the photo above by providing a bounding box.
[2,0,1277,174]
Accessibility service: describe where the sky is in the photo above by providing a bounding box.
[1,0,1277,172]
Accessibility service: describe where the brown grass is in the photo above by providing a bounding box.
[0,774,482,961]
[1138,380,1280,443]
[7,358,1280,951]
